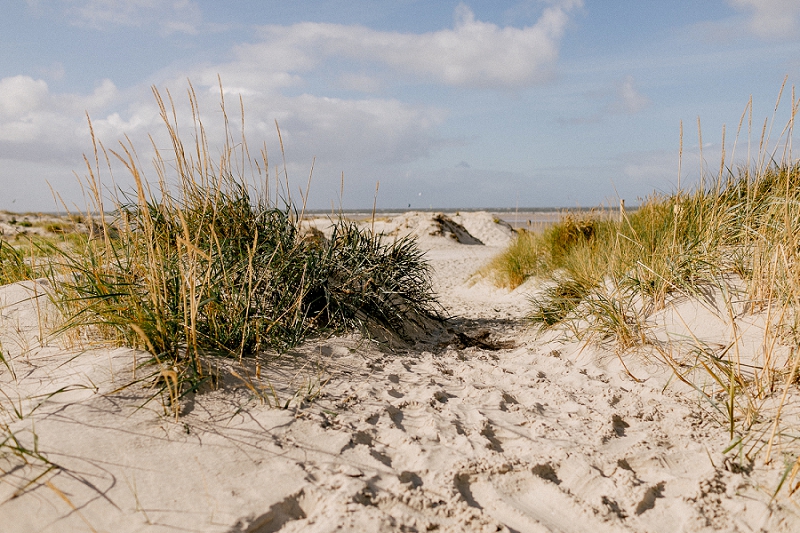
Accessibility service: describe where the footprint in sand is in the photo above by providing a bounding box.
[456,467,630,533]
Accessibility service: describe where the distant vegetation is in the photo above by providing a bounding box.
[0,241,33,286]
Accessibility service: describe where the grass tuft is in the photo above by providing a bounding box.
[45,82,441,411]
[484,85,800,479]
[0,241,34,285]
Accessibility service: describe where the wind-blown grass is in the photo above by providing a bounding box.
[496,168,800,345]
[0,241,33,285]
[484,85,800,477]
[46,82,441,409]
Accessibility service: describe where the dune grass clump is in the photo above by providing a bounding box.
[489,180,776,346]
[485,86,800,476]
[0,241,34,285]
[48,83,441,405]
[483,213,604,289]
[502,165,800,345]
[310,221,441,340]
[482,230,542,288]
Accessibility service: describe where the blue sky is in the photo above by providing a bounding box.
[2,0,800,212]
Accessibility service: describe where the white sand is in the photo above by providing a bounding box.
[2,211,799,532]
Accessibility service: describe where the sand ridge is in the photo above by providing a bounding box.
[1,211,798,532]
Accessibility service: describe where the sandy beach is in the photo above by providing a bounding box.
[2,210,799,532]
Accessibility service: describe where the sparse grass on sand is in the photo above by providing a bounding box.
[485,84,800,483]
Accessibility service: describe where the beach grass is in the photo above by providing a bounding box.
[0,242,33,286]
[42,82,441,412]
[485,87,800,471]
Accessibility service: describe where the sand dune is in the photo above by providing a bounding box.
[1,211,798,532]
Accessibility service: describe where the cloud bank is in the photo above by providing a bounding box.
[728,0,800,38]
[49,0,204,34]
[239,1,582,89]
[2,2,586,210]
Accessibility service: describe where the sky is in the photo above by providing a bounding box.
[2,0,800,212]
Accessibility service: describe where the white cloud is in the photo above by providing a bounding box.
[276,94,447,164]
[1,2,584,210]
[241,1,582,89]
[0,76,48,119]
[0,71,447,210]
[728,0,800,38]
[0,76,119,151]
[611,75,650,114]
[557,75,649,124]
[336,73,383,93]
[60,0,203,35]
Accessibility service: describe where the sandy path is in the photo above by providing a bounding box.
[1,213,799,532]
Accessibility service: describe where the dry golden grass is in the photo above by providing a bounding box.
[40,81,441,416]
[485,82,800,477]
